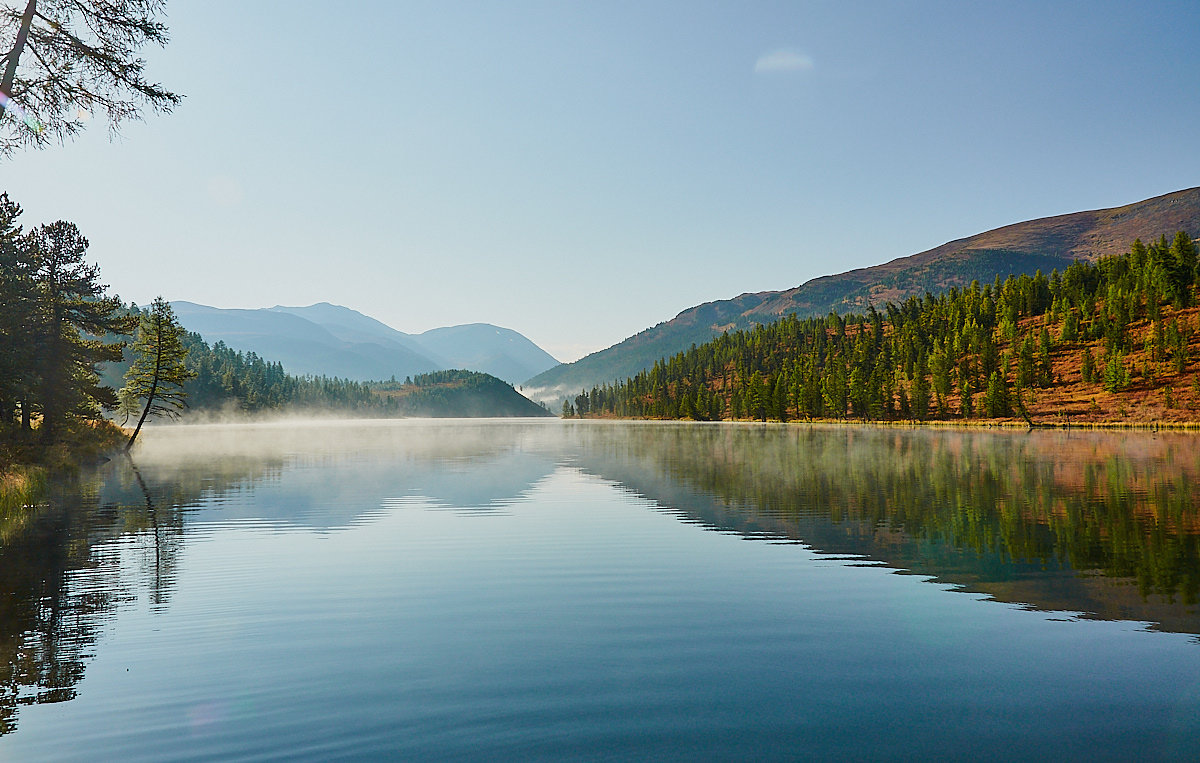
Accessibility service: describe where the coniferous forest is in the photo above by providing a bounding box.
[0,194,544,469]
[570,233,1200,425]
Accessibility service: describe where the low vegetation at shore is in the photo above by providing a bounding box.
[568,233,1200,425]
[1,193,551,473]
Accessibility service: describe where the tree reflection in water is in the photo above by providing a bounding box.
[2,422,1198,736]
[0,452,274,735]
[568,423,1200,632]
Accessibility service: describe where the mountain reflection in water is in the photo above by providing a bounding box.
[1,420,1197,743]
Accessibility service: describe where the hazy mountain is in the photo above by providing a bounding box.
[171,302,558,384]
[526,187,1200,398]
[412,323,560,388]
[267,303,444,361]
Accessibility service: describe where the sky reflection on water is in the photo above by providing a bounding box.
[2,420,1199,760]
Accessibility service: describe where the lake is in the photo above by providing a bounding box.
[2,420,1199,760]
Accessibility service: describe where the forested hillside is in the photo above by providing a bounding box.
[112,322,551,419]
[528,187,1200,397]
[375,370,554,418]
[571,233,1200,425]
[1,185,552,469]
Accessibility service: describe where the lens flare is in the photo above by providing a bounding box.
[0,90,45,134]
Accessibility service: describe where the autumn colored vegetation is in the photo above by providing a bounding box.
[570,233,1200,425]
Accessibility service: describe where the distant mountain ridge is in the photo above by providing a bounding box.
[526,186,1200,398]
[171,301,559,385]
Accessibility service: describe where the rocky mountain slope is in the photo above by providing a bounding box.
[526,187,1200,398]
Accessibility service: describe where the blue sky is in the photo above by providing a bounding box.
[5,1,1200,361]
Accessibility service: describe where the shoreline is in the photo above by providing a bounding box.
[569,414,1200,431]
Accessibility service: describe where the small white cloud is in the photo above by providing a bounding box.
[754,49,814,73]
[207,175,244,207]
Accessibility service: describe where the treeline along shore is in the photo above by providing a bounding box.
[567,232,1200,426]
[0,194,546,481]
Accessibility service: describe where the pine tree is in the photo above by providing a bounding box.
[984,370,1010,418]
[1081,347,1096,384]
[123,297,194,450]
[1167,318,1190,374]
[1103,350,1129,393]
[911,355,931,420]
[1037,327,1053,387]
[1,0,181,156]
[958,374,975,418]
[1169,232,1198,305]
[0,193,35,427]
[28,220,134,441]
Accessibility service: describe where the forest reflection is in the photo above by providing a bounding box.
[567,422,1200,635]
[0,466,182,734]
[2,420,1198,736]
[0,421,559,735]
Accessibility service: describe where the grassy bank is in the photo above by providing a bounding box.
[1,418,128,480]
[0,464,47,543]
[0,419,127,541]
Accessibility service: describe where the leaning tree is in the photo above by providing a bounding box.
[122,296,193,451]
[0,0,180,155]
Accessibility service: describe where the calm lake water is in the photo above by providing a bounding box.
[2,420,1200,760]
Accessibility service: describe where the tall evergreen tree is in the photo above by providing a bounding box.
[911,354,931,420]
[0,192,34,426]
[984,371,1010,418]
[122,297,194,450]
[1078,346,1095,385]
[1170,232,1198,302]
[1103,350,1129,392]
[27,220,134,441]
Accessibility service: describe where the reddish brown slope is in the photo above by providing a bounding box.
[750,186,1200,319]
[526,187,1200,395]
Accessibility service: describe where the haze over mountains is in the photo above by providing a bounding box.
[526,187,1200,398]
[172,188,1200,403]
[171,301,559,386]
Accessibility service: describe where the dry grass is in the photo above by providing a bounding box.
[0,464,46,543]
[987,305,1200,426]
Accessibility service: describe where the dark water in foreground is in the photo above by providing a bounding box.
[2,420,1199,760]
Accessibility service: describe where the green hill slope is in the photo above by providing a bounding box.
[526,187,1200,399]
[578,231,1200,425]
[377,370,554,418]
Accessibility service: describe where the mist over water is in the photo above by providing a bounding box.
[3,420,1200,760]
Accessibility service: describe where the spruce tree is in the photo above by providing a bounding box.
[1081,347,1095,384]
[28,220,134,442]
[1103,351,1129,393]
[984,371,1011,418]
[0,193,34,427]
[911,355,931,421]
[123,297,194,450]
[1170,232,1198,303]
[1061,310,1078,343]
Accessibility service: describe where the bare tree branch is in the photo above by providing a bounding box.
[0,0,179,157]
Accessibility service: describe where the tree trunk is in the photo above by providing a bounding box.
[126,369,159,451]
[0,1,37,114]
[126,318,163,451]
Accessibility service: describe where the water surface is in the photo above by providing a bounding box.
[2,420,1199,760]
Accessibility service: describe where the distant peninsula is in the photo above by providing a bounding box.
[376,370,554,418]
